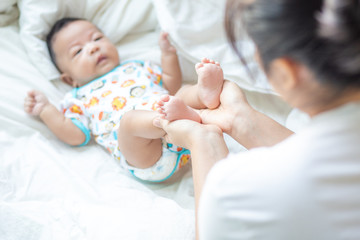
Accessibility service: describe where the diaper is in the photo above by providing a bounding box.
[118,140,191,182]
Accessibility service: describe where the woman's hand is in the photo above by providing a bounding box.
[154,108,229,240]
[153,117,223,150]
[199,80,252,134]
[200,80,293,149]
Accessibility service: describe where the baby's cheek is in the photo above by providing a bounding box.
[80,62,97,78]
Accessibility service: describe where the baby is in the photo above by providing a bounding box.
[24,18,224,182]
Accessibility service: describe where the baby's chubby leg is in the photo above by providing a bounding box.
[159,32,182,95]
[118,110,165,169]
[159,32,177,53]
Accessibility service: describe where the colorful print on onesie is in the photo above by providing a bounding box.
[61,60,190,182]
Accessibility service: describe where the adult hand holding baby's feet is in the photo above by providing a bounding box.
[199,81,250,134]
[24,90,50,116]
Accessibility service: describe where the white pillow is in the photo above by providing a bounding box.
[0,0,16,11]
[0,0,18,26]
[18,0,157,81]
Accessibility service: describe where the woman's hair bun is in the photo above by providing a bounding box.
[317,0,360,78]
[317,0,360,43]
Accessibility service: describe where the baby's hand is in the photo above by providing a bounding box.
[24,90,50,116]
[159,32,176,53]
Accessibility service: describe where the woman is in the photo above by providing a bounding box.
[153,0,360,239]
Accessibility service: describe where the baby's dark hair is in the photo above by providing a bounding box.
[225,0,360,91]
[46,17,85,70]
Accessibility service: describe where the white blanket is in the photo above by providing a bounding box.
[0,0,307,239]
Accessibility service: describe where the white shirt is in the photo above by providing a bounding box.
[199,102,360,240]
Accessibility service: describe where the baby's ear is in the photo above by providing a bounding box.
[61,73,76,87]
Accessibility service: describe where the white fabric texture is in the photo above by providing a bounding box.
[0,0,16,10]
[199,102,360,240]
[0,0,18,26]
[153,0,271,93]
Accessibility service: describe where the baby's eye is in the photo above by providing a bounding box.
[94,36,103,41]
[75,48,82,56]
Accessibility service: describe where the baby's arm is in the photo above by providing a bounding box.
[159,32,182,95]
[24,90,86,146]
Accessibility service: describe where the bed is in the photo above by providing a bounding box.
[0,0,308,239]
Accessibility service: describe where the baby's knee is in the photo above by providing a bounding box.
[120,110,136,129]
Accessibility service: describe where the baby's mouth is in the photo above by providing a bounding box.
[97,55,107,65]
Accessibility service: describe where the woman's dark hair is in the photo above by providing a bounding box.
[46,17,85,69]
[225,0,360,90]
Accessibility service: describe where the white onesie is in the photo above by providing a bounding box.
[61,60,190,182]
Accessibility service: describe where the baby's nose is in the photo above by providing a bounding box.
[87,43,100,54]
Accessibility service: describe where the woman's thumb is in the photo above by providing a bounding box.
[153,117,166,128]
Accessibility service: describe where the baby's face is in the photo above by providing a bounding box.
[53,20,120,87]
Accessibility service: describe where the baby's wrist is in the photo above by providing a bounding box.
[39,103,54,119]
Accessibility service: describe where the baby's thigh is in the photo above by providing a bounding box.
[117,110,163,169]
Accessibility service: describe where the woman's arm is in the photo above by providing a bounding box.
[229,106,294,149]
[153,119,229,204]
[200,81,294,149]
[153,118,229,239]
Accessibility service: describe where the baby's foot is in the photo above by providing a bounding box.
[159,32,176,53]
[196,58,224,109]
[157,95,201,123]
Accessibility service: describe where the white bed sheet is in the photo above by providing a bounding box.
[0,0,309,239]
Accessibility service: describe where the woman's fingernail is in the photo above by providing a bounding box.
[153,118,161,127]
